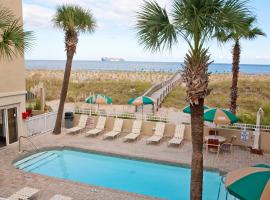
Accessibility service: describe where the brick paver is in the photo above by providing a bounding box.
[0,131,269,199]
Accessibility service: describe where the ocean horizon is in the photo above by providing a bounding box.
[25,60,270,74]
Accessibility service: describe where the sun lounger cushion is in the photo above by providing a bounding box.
[104,131,120,138]
[125,133,139,140]
[86,128,102,136]
[147,135,163,143]
[104,118,123,139]
[147,122,165,143]
[168,124,185,145]
[86,117,106,136]
[67,115,88,134]
[124,120,142,141]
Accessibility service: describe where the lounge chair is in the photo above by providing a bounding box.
[124,120,142,141]
[168,124,185,146]
[66,115,88,134]
[85,116,106,137]
[147,122,165,144]
[103,118,123,139]
[8,187,39,200]
[50,194,72,200]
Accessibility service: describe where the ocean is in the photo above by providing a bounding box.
[25,60,270,74]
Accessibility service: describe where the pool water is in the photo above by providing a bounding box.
[14,149,225,200]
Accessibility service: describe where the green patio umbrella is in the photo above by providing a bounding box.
[204,108,238,125]
[128,96,155,116]
[182,105,210,114]
[85,94,112,109]
[225,164,270,200]
[128,96,154,106]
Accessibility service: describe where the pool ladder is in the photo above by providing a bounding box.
[19,136,38,153]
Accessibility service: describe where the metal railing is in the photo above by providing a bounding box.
[75,107,168,122]
[25,112,57,136]
[221,123,270,132]
[75,107,270,132]
[19,136,38,153]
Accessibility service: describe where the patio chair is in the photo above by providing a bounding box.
[8,187,39,200]
[220,136,237,153]
[103,118,123,139]
[66,115,88,134]
[147,122,165,144]
[124,120,142,142]
[206,139,221,156]
[209,130,218,135]
[168,124,185,146]
[50,194,72,200]
[85,116,106,137]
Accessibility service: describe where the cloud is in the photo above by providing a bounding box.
[23,0,172,28]
[23,4,54,27]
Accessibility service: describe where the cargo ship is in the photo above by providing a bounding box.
[101,57,125,62]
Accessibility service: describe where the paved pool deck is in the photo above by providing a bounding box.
[0,131,270,199]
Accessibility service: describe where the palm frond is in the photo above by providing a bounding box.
[136,0,177,52]
[0,6,15,28]
[0,7,34,60]
[52,4,96,33]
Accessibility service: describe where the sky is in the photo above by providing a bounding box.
[23,0,270,64]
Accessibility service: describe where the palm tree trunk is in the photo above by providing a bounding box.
[230,40,240,114]
[190,98,204,200]
[53,47,75,134]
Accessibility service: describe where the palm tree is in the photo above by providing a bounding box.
[0,6,32,60]
[216,17,265,114]
[52,5,96,134]
[136,0,250,199]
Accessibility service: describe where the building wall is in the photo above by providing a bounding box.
[0,0,25,93]
[0,0,27,141]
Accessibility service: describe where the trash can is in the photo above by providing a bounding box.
[64,112,74,128]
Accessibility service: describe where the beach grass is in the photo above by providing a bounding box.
[26,73,151,104]
[162,74,270,125]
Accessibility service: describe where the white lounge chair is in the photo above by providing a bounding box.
[50,194,72,200]
[124,120,142,141]
[168,124,185,146]
[85,116,106,137]
[66,115,88,134]
[103,118,123,139]
[147,122,165,144]
[8,187,39,200]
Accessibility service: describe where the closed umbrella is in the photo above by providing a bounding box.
[225,164,270,200]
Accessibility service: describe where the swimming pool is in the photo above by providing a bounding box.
[14,149,225,200]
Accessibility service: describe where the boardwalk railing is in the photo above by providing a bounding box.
[25,112,57,136]
[143,70,181,111]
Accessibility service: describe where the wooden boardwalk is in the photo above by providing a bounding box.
[138,71,182,114]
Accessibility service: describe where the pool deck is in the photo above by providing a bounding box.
[1,131,270,200]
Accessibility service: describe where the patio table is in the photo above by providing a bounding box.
[204,135,226,143]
